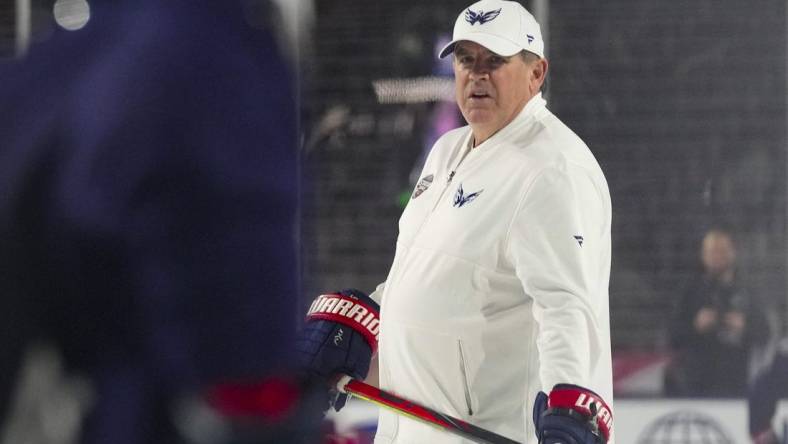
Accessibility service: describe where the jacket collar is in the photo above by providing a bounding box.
[472,92,546,149]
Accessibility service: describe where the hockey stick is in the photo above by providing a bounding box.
[336,375,521,444]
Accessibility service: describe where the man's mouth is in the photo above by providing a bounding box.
[469,91,491,99]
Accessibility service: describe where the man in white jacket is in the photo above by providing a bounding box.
[369,1,614,443]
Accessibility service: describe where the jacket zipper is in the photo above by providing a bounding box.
[430,136,472,213]
[391,150,464,297]
[430,170,457,212]
[458,341,473,416]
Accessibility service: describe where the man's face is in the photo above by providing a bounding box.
[453,41,539,142]
[701,232,736,276]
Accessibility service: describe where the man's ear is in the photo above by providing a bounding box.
[531,58,548,93]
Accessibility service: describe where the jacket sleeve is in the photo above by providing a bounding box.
[506,165,610,392]
[369,282,386,305]
[745,293,773,347]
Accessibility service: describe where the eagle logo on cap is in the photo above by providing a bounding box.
[465,8,502,25]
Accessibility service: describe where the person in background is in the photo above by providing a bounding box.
[667,228,771,397]
[749,336,788,444]
[0,1,325,443]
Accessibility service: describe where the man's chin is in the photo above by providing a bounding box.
[463,110,497,126]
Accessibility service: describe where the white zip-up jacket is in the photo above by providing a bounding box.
[371,94,614,444]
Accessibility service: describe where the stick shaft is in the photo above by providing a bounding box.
[337,377,521,444]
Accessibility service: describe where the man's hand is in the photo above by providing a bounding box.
[724,310,746,333]
[694,307,718,333]
[533,384,612,444]
[296,289,380,411]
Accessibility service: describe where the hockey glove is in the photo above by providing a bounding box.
[296,289,380,411]
[533,384,613,444]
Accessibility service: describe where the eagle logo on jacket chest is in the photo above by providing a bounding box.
[453,183,484,208]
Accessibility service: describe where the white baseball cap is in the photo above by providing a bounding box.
[438,0,544,59]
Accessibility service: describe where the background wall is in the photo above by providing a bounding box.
[550,1,787,350]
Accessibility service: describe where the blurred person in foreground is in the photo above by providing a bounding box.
[666,228,771,398]
[0,1,325,443]
[749,336,788,444]
[299,1,615,443]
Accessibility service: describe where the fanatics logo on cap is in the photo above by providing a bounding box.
[464,8,501,25]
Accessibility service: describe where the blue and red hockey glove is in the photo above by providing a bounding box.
[296,289,380,411]
[533,384,613,444]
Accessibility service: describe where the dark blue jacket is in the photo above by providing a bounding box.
[0,1,298,442]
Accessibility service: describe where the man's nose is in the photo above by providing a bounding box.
[468,61,490,80]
